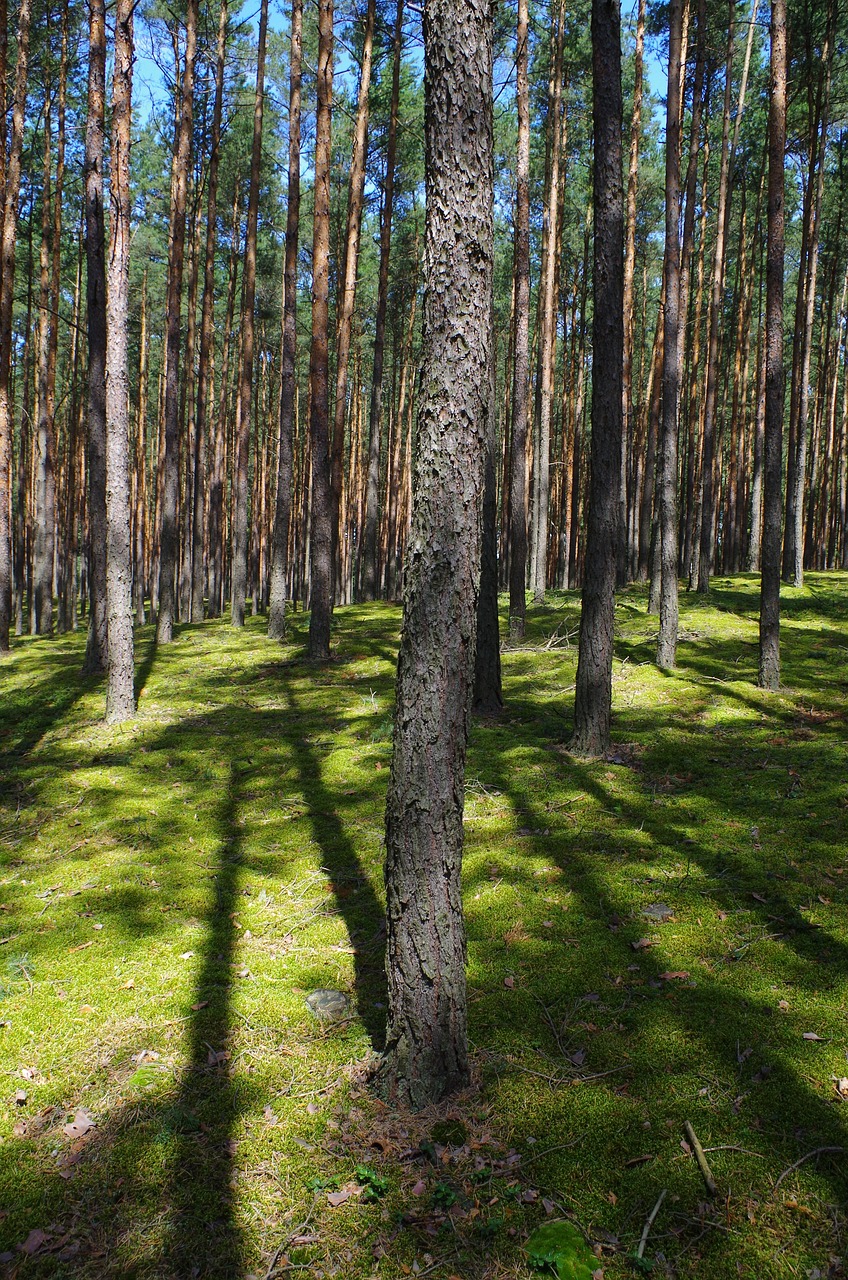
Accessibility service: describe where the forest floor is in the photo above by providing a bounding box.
[1,574,847,1280]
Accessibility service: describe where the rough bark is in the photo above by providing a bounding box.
[508,0,530,638]
[473,296,502,715]
[571,0,623,757]
[656,0,683,670]
[0,0,31,652]
[105,0,135,722]
[382,0,493,1110]
[307,0,334,659]
[268,0,302,640]
[620,0,645,588]
[157,0,198,643]
[360,0,403,602]
[758,0,786,690]
[33,77,55,635]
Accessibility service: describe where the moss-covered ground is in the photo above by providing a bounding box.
[1,573,847,1279]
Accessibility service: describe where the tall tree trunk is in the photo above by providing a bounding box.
[231,0,268,626]
[190,0,227,623]
[157,0,198,643]
[758,0,786,689]
[382,0,493,1110]
[82,0,108,671]
[508,0,530,638]
[0,0,32,651]
[786,22,831,588]
[656,0,684,670]
[33,68,55,635]
[268,0,302,640]
[572,0,623,756]
[307,0,335,658]
[208,186,241,617]
[134,267,149,624]
[105,0,135,722]
[473,294,502,715]
[360,0,403,602]
[331,0,375,590]
[620,0,645,588]
[531,0,565,604]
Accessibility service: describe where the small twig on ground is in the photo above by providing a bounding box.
[703,1146,765,1158]
[773,1147,845,1193]
[263,1196,318,1280]
[636,1188,667,1259]
[684,1121,718,1196]
[521,1139,581,1167]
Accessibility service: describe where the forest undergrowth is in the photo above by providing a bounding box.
[1,573,847,1279]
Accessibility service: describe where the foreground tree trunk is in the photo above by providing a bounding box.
[268,0,302,640]
[82,0,108,672]
[382,0,493,1110]
[758,0,786,689]
[571,0,623,757]
[656,0,683,670]
[508,0,530,638]
[307,0,334,659]
[105,0,135,722]
[0,0,32,651]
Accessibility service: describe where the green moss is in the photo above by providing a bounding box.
[0,577,847,1277]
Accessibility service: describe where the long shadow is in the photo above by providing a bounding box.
[472,722,848,1249]
[161,758,243,1277]
[282,683,387,1049]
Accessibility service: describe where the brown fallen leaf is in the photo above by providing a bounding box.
[62,1109,95,1140]
[119,979,135,990]
[327,1187,357,1207]
[778,1000,789,1011]
[751,893,767,905]
[17,1229,50,1256]
[411,1179,427,1196]
[630,938,654,951]
[624,1154,654,1167]
[14,1089,27,1105]
[68,941,94,953]
[659,971,690,981]
[802,1032,826,1042]
[191,1000,209,1011]
[503,975,515,989]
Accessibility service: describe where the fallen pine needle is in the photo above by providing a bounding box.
[773,1147,845,1193]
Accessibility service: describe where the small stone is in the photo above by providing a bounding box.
[305,989,349,1021]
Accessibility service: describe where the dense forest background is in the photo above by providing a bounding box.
[0,0,845,648]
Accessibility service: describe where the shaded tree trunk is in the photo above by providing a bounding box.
[0,0,31,652]
[571,0,623,756]
[656,0,684,670]
[382,0,493,1110]
[758,0,786,689]
[508,0,530,638]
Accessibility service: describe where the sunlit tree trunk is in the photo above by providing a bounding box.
[508,0,530,638]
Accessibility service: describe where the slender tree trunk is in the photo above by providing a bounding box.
[307,0,334,657]
[383,0,493,1109]
[82,0,108,669]
[473,294,502,715]
[231,0,268,626]
[331,0,375,590]
[787,24,831,588]
[33,72,55,635]
[531,0,565,604]
[134,268,149,624]
[758,0,786,688]
[620,0,645,587]
[104,0,135,722]
[268,0,303,640]
[157,0,198,643]
[656,0,684,669]
[0,0,32,651]
[572,0,623,756]
[361,0,403,602]
[190,0,227,623]
[508,0,530,637]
